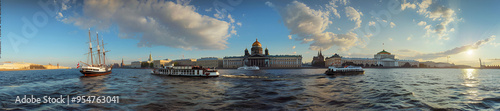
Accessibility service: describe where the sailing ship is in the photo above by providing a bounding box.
[79,29,112,76]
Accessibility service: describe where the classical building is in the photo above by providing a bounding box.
[130,53,161,68]
[130,61,142,68]
[173,59,197,66]
[311,50,325,67]
[153,59,172,68]
[325,50,419,67]
[196,57,223,68]
[223,39,302,68]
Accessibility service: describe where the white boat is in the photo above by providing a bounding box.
[325,66,364,75]
[151,66,219,77]
[79,30,112,76]
[237,66,260,70]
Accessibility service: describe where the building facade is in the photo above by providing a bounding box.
[196,57,223,68]
[223,39,302,68]
[153,59,172,68]
[131,61,142,68]
[131,53,164,68]
[325,50,419,67]
[174,59,197,66]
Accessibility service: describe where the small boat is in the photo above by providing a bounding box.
[79,29,112,76]
[237,65,260,70]
[325,66,364,75]
[151,65,219,77]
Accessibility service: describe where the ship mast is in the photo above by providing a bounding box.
[88,29,94,66]
[102,38,106,65]
[96,32,101,66]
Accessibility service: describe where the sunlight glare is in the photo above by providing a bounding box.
[467,50,473,55]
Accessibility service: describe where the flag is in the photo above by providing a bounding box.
[77,63,80,68]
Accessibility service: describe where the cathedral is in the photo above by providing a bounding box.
[311,50,325,67]
[223,39,302,68]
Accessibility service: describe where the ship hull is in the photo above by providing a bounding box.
[152,74,219,77]
[80,70,112,76]
[325,71,364,75]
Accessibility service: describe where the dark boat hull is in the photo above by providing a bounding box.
[80,70,112,76]
[153,74,219,77]
[325,71,364,75]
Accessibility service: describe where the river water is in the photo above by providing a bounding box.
[0,68,499,110]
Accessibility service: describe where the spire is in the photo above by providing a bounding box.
[149,52,153,62]
[319,49,322,55]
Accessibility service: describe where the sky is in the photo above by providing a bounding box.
[2,0,500,67]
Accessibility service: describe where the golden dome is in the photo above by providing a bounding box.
[252,38,262,47]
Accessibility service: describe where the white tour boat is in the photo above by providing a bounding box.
[325,66,364,75]
[237,65,260,70]
[151,65,219,77]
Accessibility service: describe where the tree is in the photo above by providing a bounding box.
[141,62,149,68]
[402,62,412,67]
[419,63,427,68]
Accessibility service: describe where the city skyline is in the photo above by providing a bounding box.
[3,0,500,67]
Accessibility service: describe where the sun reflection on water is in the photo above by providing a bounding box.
[462,69,482,102]
[462,69,478,87]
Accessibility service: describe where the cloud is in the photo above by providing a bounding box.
[325,0,341,18]
[390,22,396,28]
[401,0,416,10]
[61,0,72,11]
[400,37,494,60]
[429,6,456,37]
[365,33,373,38]
[407,35,413,40]
[228,14,235,23]
[236,22,242,27]
[388,38,393,41]
[56,12,64,20]
[417,21,427,26]
[292,46,296,49]
[345,6,363,29]
[265,1,274,7]
[277,1,359,51]
[288,35,292,39]
[205,8,212,12]
[404,0,457,39]
[368,21,375,26]
[417,0,432,15]
[60,0,235,50]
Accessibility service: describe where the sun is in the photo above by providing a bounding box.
[467,50,473,55]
